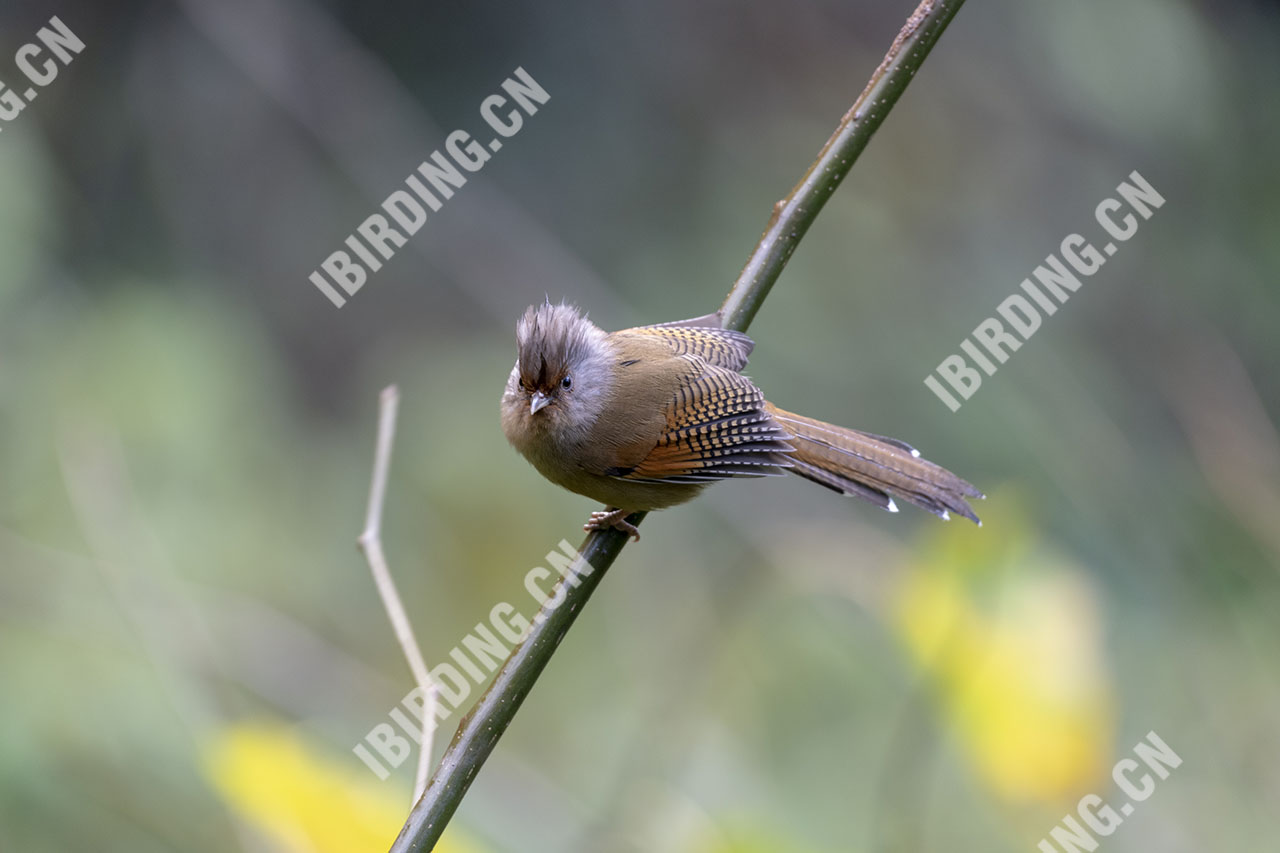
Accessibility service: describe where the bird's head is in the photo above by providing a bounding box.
[501,302,612,440]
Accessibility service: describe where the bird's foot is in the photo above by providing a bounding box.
[584,508,641,542]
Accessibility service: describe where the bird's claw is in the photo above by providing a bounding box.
[584,508,641,542]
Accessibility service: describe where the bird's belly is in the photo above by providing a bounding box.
[569,473,705,512]
[522,439,703,512]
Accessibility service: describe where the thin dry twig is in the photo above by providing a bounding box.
[357,384,438,803]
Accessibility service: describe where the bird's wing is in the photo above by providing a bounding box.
[608,360,794,484]
[613,324,755,371]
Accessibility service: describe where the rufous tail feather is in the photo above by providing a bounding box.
[766,403,983,524]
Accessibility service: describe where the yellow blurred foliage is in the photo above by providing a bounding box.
[204,722,483,853]
[892,494,1114,804]
[701,827,820,853]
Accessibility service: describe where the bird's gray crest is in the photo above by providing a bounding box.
[515,302,602,388]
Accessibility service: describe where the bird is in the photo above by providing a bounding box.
[500,302,982,540]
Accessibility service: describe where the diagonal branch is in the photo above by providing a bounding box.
[718,0,967,331]
[389,1,967,848]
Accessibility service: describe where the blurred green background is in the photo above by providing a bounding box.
[2,1,1278,851]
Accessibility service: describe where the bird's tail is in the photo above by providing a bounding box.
[765,403,983,524]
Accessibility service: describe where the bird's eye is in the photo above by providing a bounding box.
[561,375,573,390]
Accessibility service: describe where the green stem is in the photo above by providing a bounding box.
[719,0,968,332]
[389,520,638,851]
[389,2,966,849]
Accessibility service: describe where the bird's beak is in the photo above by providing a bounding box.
[530,391,552,414]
